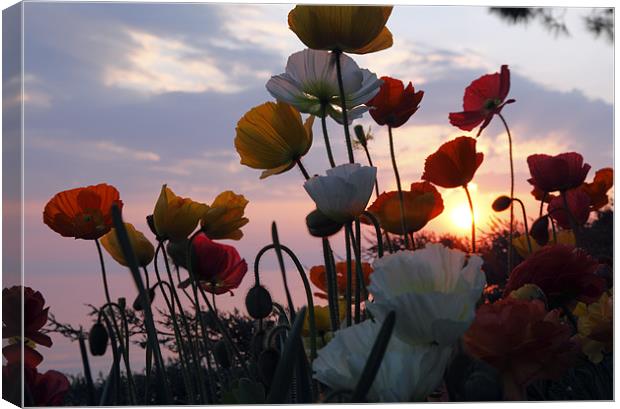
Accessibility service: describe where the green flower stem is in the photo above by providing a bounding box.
[387,125,410,249]
[498,113,515,273]
[77,332,96,405]
[562,191,583,247]
[254,243,318,361]
[189,280,215,404]
[321,238,340,332]
[361,211,383,258]
[512,197,532,254]
[94,239,137,405]
[321,103,336,168]
[464,184,476,253]
[296,158,311,180]
[100,310,121,404]
[334,50,355,164]
[110,205,171,403]
[345,225,353,327]
[539,192,548,218]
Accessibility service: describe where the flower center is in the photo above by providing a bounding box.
[483,98,502,111]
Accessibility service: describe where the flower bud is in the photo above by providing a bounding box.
[88,322,109,356]
[306,208,343,238]
[245,286,273,320]
[257,348,280,386]
[354,125,368,147]
[132,287,156,311]
[214,340,231,369]
[529,216,550,246]
[491,196,512,212]
[509,283,548,306]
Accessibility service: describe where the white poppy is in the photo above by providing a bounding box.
[312,319,453,402]
[304,164,376,223]
[366,244,486,347]
[266,49,382,124]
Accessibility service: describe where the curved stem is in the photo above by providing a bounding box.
[296,158,310,180]
[463,185,476,253]
[321,238,339,332]
[498,113,515,273]
[512,198,532,254]
[388,126,410,249]
[334,50,354,163]
[320,103,336,168]
[539,192,548,218]
[361,211,384,258]
[95,239,112,303]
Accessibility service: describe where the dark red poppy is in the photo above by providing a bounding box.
[422,136,484,188]
[188,233,248,295]
[527,152,591,193]
[530,186,556,203]
[3,363,70,406]
[3,343,44,368]
[580,167,613,210]
[366,76,424,128]
[448,65,514,136]
[463,298,577,400]
[3,286,52,347]
[547,189,591,229]
[504,244,605,307]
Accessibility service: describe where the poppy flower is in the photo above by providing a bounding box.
[288,5,393,55]
[530,185,556,203]
[3,286,52,347]
[100,222,154,267]
[547,189,592,230]
[448,65,514,136]
[580,167,613,210]
[527,152,591,193]
[313,318,453,402]
[3,363,70,407]
[3,343,44,368]
[302,305,332,337]
[235,101,314,179]
[188,233,248,295]
[304,163,377,223]
[366,182,443,234]
[572,291,613,364]
[43,183,123,240]
[421,136,484,188]
[511,229,575,259]
[266,49,382,124]
[366,76,424,128]
[200,191,249,241]
[367,244,486,347]
[463,298,577,400]
[504,244,605,307]
[309,261,372,300]
[153,185,208,242]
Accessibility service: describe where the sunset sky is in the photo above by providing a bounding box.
[5,2,613,374]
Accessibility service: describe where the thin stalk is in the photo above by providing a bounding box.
[512,198,532,254]
[539,192,548,218]
[345,224,353,326]
[321,238,340,332]
[296,158,310,180]
[388,126,410,248]
[361,143,380,198]
[562,191,583,247]
[464,185,476,253]
[78,333,96,405]
[334,50,354,163]
[361,211,384,258]
[320,103,336,168]
[499,113,515,273]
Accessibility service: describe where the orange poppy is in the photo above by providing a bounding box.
[43,183,122,240]
[366,181,443,234]
[310,261,372,301]
[580,167,613,210]
[422,136,484,188]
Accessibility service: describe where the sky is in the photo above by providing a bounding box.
[3,3,613,375]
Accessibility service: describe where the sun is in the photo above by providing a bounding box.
[449,201,485,232]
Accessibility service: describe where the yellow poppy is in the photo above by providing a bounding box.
[303,305,332,337]
[288,5,393,54]
[201,191,249,240]
[235,102,314,179]
[100,223,155,267]
[573,291,613,363]
[153,185,208,242]
[512,229,576,259]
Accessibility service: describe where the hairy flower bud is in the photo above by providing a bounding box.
[491,195,512,212]
[529,216,550,246]
[245,286,273,319]
[305,208,343,238]
[88,322,109,356]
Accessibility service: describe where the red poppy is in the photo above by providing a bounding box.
[527,152,591,193]
[504,244,605,307]
[309,261,372,301]
[448,65,515,136]
[580,167,613,210]
[530,186,556,203]
[547,189,591,229]
[3,362,70,406]
[422,136,484,188]
[3,343,44,368]
[3,286,52,347]
[366,76,424,128]
[463,298,577,400]
[366,182,443,234]
[43,183,123,240]
[189,233,248,295]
